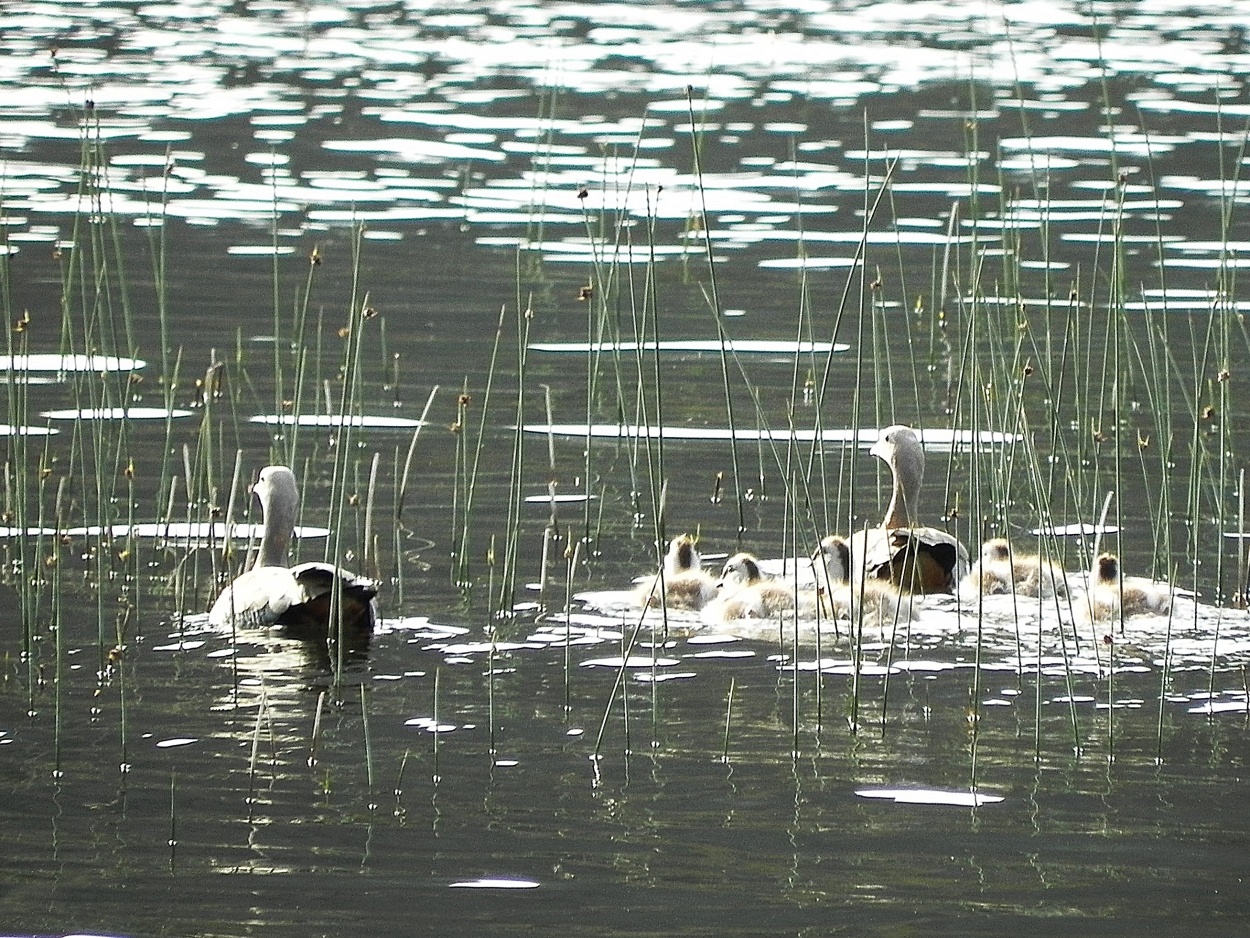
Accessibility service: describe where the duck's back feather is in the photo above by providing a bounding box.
[284,562,379,632]
[209,566,306,628]
[851,526,967,594]
[210,562,378,632]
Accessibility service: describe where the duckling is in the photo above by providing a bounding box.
[702,552,816,622]
[633,534,717,611]
[813,534,906,619]
[849,425,969,594]
[1086,553,1171,620]
[961,537,1068,597]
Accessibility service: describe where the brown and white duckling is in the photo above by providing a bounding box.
[813,534,906,619]
[961,537,1068,597]
[633,534,718,611]
[702,552,815,622]
[1086,553,1171,620]
[849,425,969,594]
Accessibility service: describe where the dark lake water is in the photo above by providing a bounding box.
[4,0,1250,935]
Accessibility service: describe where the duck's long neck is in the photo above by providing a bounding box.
[256,487,296,568]
[883,447,923,529]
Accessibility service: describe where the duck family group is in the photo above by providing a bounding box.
[631,425,1173,626]
[207,425,1172,635]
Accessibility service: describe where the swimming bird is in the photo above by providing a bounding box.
[702,551,816,622]
[849,425,969,594]
[813,534,907,619]
[1086,553,1171,620]
[961,537,1068,597]
[209,466,378,634]
[633,533,718,611]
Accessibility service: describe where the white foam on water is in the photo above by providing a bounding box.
[404,718,458,733]
[61,522,330,540]
[634,671,697,682]
[529,339,846,355]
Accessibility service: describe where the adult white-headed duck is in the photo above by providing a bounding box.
[209,466,377,636]
[849,425,968,594]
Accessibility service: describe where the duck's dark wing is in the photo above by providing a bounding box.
[281,562,379,633]
[851,527,968,594]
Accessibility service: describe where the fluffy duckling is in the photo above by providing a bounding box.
[961,537,1068,598]
[702,552,815,622]
[1086,553,1171,621]
[813,534,907,619]
[633,534,718,611]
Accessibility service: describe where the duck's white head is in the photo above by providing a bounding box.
[981,537,1012,562]
[717,552,762,588]
[664,534,702,575]
[870,425,924,478]
[814,534,851,587]
[1094,553,1120,584]
[255,465,299,511]
[253,465,299,567]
